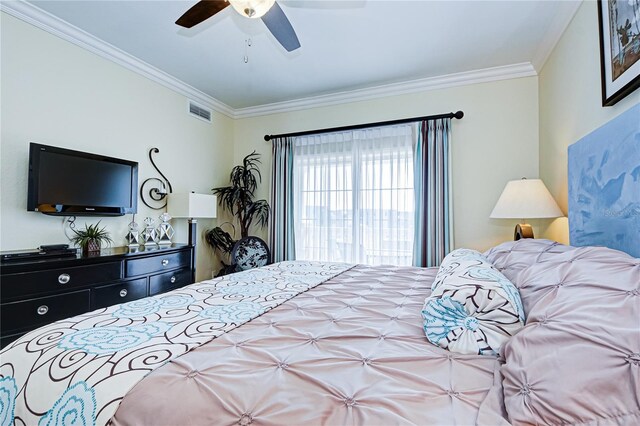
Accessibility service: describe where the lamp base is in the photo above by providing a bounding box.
[514,223,534,240]
[188,218,197,247]
[187,218,197,284]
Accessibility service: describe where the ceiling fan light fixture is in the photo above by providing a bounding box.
[229,0,276,19]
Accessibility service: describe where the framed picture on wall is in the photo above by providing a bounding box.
[598,0,640,106]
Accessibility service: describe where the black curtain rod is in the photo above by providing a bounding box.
[263,110,463,141]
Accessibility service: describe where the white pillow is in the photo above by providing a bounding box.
[422,249,525,355]
[431,248,488,291]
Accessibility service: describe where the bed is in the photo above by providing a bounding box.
[4,103,639,426]
[1,238,639,426]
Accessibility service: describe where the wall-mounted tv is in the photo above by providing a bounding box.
[27,143,138,216]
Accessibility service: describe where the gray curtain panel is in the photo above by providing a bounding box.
[269,137,296,262]
[413,118,453,267]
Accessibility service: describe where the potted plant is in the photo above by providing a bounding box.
[71,221,113,255]
[205,151,270,276]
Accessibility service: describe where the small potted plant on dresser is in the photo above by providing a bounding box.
[70,222,113,256]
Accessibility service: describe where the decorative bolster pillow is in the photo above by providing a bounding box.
[421,249,525,356]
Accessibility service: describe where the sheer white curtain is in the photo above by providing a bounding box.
[293,124,415,265]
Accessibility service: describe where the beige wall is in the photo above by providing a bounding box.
[233,77,540,252]
[0,13,234,280]
[539,1,640,243]
[12,1,616,264]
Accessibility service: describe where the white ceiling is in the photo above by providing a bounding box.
[26,0,581,109]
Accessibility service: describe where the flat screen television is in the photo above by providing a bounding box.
[27,143,138,216]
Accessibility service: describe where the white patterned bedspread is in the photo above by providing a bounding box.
[0,261,353,426]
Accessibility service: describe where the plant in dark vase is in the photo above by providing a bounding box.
[71,222,113,256]
[205,151,270,276]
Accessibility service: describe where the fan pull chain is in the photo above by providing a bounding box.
[244,38,252,64]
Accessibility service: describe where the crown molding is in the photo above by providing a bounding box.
[0,0,236,118]
[233,62,537,119]
[531,0,582,72]
[2,0,540,120]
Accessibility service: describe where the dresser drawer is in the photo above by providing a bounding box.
[2,262,122,300]
[1,332,25,350]
[149,268,192,296]
[1,290,91,335]
[92,278,148,310]
[126,250,191,277]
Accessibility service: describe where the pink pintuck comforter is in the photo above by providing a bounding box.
[112,264,508,425]
[3,239,637,425]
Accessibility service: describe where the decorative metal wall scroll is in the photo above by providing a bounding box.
[140,148,173,210]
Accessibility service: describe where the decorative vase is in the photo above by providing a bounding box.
[126,220,140,247]
[156,212,175,246]
[84,239,101,256]
[141,217,157,246]
[231,236,270,271]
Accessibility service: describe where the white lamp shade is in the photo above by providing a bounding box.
[167,193,217,219]
[490,179,563,219]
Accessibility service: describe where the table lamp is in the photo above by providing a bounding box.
[490,178,563,240]
[167,193,217,246]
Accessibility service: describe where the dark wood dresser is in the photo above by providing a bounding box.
[0,244,195,348]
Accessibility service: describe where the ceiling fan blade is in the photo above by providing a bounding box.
[176,0,229,28]
[261,2,301,52]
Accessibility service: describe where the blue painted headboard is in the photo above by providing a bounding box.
[568,103,640,258]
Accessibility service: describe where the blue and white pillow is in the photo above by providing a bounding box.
[422,249,525,356]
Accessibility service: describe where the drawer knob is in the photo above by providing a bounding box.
[37,305,49,315]
[162,259,170,266]
[119,289,128,297]
[170,276,176,284]
[58,273,71,284]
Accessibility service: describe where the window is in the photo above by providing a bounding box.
[293,124,415,265]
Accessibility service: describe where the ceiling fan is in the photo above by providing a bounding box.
[176,0,301,52]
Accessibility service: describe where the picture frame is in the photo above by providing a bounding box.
[597,0,640,106]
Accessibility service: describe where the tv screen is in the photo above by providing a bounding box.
[27,143,138,216]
